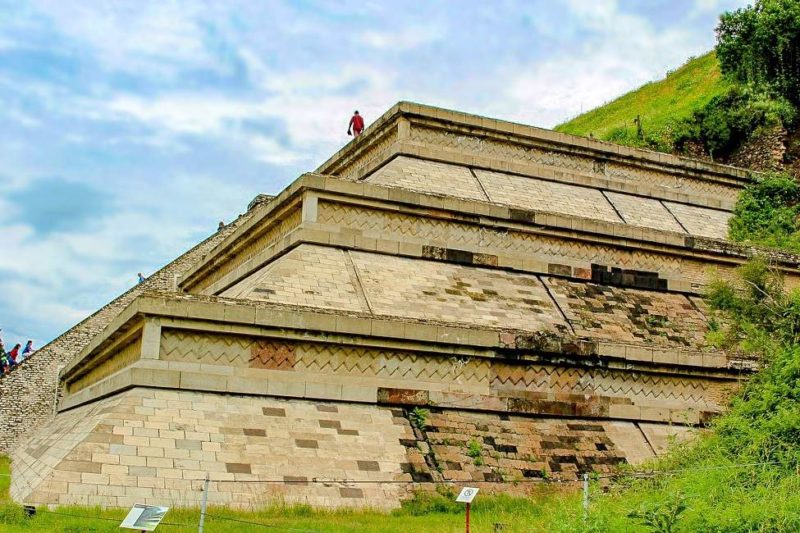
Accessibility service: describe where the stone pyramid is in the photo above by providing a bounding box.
[11,102,798,509]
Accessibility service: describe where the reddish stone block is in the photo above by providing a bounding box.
[376,388,429,406]
[249,341,295,370]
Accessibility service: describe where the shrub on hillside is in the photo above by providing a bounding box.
[727,173,800,252]
[673,87,795,159]
[705,258,800,469]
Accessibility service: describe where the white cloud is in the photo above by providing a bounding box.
[0,0,749,344]
[501,0,711,127]
[248,136,307,166]
[101,62,398,164]
[106,94,257,135]
[3,107,42,128]
[689,0,749,19]
[0,171,250,345]
[26,0,221,77]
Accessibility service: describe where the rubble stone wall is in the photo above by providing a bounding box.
[729,123,787,173]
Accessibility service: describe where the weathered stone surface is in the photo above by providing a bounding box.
[543,277,709,349]
[12,387,678,508]
[4,101,787,509]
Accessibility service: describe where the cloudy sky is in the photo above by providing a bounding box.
[0,0,746,345]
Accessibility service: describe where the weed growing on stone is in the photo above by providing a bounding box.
[409,407,429,429]
[466,439,484,466]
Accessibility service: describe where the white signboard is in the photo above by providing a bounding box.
[120,504,169,531]
[456,487,479,503]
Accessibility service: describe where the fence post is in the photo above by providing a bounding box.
[199,473,209,533]
[582,473,589,522]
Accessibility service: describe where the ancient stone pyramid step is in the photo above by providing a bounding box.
[7,102,790,508]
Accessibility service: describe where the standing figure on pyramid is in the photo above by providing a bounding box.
[347,110,365,137]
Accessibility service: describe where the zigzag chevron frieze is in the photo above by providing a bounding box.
[407,125,740,204]
[336,126,398,179]
[160,330,252,367]
[157,330,727,410]
[316,201,737,290]
[194,208,302,292]
[295,344,492,384]
[490,365,730,408]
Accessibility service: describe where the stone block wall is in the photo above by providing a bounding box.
[11,387,689,508]
[395,408,693,485]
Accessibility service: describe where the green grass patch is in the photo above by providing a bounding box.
[556,52,730,151]
[0,490,587,532]
[1,455,10,501]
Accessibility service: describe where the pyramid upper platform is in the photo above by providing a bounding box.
[175,101,800,300]
[314,101,749,240]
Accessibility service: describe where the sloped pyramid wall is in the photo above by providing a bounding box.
[13,387,689,508]
[10,102,793,509]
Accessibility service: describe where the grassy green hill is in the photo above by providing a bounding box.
[556,52,730,150]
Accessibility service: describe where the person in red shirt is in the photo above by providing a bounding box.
[348,110,365,137]
[7,344,20,367]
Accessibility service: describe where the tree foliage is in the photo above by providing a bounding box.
[669,0,800,159]
[728,172,800,252]
[716,0,800,107]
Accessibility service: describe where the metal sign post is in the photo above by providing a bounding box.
[456,487,479,533]
[583,472,589,521]
[199,473,210,533]
[120,504,169,531]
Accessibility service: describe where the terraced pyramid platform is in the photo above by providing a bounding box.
[12,102,800,509]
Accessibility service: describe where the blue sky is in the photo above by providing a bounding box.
[0,0,746,346]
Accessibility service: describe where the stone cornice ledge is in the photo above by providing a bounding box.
[317,101,751,185]
[58,363,717,426]
[178,173,800,295]
[63,292,749,385]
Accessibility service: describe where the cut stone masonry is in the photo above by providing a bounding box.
[7,102,799,508]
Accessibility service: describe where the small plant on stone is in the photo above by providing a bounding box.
[644,315,669,329]
[467,439,484,466]
[410,407,430,429]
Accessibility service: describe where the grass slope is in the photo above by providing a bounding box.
[556,52,729,147]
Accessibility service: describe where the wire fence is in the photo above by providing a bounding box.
[1,459,796,531]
